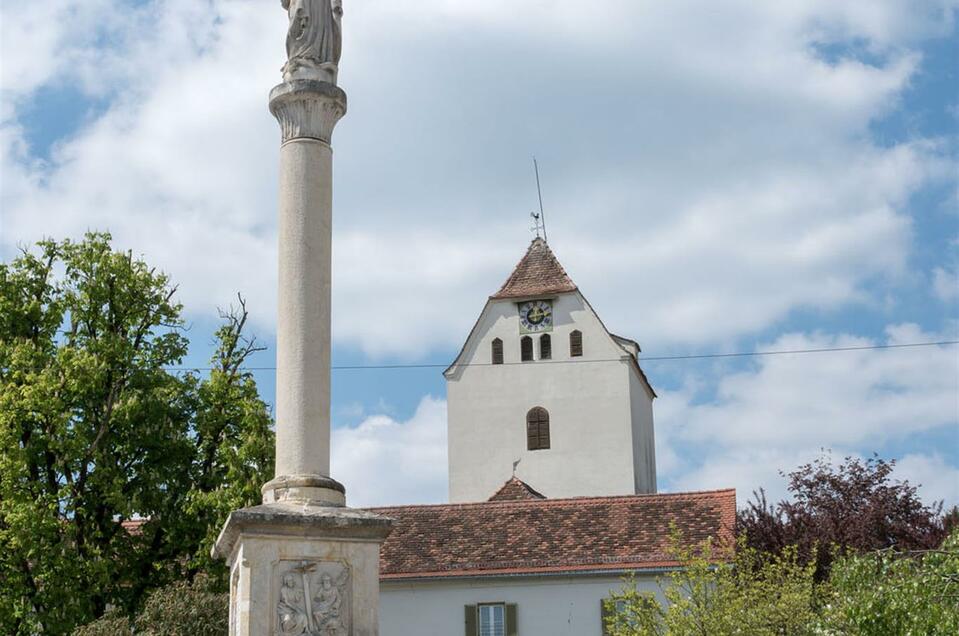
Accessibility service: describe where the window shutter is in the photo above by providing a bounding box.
[540,334,551,359]
[505,603,518,636]
[527,420,538,450]
[492,339,504,365]
[521,336,533,361]
[465,604,477,636]
[570,330,583,357]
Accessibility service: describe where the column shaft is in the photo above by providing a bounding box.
[275,138,333,478]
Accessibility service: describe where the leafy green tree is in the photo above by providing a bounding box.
[0,233,273,635]
[73,574,226,636]
[821,528,959,635]
[604,533,820,636]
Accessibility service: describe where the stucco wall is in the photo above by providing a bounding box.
[447,292,646,502]
[380,573,662,636]
[628,367,657,493]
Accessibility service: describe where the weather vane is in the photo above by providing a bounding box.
[529,156,548,242]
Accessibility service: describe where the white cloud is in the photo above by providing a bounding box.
[933,265,959,301]
[331,396,448,507]
[657,324,959,507]
[1,0,957,357]
[896,453,959,509]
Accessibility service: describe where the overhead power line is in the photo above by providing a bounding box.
[147,339,956,373]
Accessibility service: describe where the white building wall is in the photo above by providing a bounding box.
[628,368,657,493]
[447,292,642,502]
[380,573,662,636]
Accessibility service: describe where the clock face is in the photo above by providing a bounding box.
[519,300,553,333]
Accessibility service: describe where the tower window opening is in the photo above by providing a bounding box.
[520,336,534,362]
[570,330,583,357]
[540,334,552,360]
[491,338,504,365]
[526,407,551,450]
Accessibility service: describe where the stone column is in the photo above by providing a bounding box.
[261,79,348,507]
[214,5,392,635]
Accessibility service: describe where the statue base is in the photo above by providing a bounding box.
[213,503,393,636]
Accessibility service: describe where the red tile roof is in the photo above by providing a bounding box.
[491,238,578,299]
[488,477,547,501]
[370,489,736,579]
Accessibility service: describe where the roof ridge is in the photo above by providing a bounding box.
[367,488,735,513]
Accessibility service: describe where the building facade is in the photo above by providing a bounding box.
[374,238,734,636]
[445,238,657,502]
[375,485,736,636]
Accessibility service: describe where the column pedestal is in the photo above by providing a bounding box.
[214,504,392,636]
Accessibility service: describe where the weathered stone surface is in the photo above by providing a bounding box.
[214,503,394,561]
[270,80,347,144]
[262,474,347,507]
[280,0,343,84]
[216,503,392,636]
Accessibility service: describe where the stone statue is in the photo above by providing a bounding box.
[281,0,343,83]
[277,573,309,635]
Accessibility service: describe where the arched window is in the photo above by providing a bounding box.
[539,334,552,360]
[491,338,504,365]
[570,330,583,357]
[520,336,534,362]
[526,407,550,450]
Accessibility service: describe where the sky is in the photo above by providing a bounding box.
[1,0,957,509]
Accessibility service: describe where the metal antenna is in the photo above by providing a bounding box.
[533,156,548,243]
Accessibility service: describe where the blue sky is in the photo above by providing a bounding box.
[1,0,957,508]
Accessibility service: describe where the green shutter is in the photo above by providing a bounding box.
[465,604,477,636]
[506,603,518,636]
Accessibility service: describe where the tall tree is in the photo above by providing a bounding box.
[738,453,948,579]
[0,233,274,635]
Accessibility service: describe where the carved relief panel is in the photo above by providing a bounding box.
[274,560,351,636]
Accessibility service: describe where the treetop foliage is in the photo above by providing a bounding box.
[0,233,274,635]
[737,453,950,579]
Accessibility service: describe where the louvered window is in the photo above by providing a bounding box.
[491,338,504,365]
[520,336,533,362]
[570,330,583,357]
[539,334,551,360]
[526,407,550,451]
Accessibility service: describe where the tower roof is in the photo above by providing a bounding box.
[491,238,577,300]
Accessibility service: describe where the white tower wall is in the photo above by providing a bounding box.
[446,291,656,502]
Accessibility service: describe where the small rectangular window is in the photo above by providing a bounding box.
[520,336,534,362]
[540,334,551,360]
[492,339,504,365]
[478,604,505,636]
[570,330,583,357]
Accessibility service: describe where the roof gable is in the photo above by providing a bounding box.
[488,477,547,501]
[491,238,577,299]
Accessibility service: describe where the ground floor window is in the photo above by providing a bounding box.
[465,603,517,636]
[479,604,505,636]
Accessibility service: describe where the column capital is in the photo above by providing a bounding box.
[269,80,348,144]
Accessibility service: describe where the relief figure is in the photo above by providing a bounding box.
[312,572,347,635]
[277,573,309,635]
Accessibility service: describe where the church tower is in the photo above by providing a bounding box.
[445,238,657,502]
